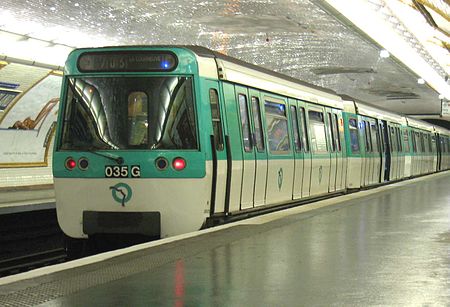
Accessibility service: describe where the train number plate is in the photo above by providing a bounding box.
[105,165,141,178]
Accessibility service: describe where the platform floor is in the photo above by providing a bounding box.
[1,173,449,306]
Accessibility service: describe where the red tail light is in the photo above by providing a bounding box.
[172,157,186,171]
[65,157,76,170]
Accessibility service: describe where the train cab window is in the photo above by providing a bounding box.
[290,106,302,152]
[333,114,341,152]
[265,101,290,154]
[308,110,328,153]
[348,118,360,153]
[238,94,252,152]
[328,113,336,152]
[299,107,309,152]
[209,89,224,151]
[127,92,148,146]
[251,97,265,152]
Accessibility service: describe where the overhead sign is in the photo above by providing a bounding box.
[77,51,178,72]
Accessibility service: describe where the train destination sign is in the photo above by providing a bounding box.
[77,51,177,72]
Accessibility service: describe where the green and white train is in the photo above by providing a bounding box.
[53,46,450,254]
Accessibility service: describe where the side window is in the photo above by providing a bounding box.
[411,131,417,153]
[299,107,309,152]
[251,96,265,152]
[420,133,425,153]
[349,118,360,153]
[403,129,410,152]
[209,89,224,151]
[328,113,336,152]
[431,135,436,152]
[397,127,403,152]
[290,106,302,152]
[389,127,396,152]
[308,110,328,153]
[265,100,290,154]
[333,114,341,152]
[371,123,379,153]
[428,134,433,152]
[238,94,252,152]
[379,123,385,152]
[127,91,148,146]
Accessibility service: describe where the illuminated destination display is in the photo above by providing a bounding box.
[77,51,178,72]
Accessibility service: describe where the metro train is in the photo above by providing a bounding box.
[52,46,450,256]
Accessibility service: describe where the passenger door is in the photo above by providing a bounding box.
[235,86,256,210]
[325,108,337,192]
[249,89,268,207]
[206,82,228,215]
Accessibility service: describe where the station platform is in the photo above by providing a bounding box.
[1,172,449,306]
[0,185,55,214]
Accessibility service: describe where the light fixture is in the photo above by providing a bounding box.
[380,49,390,58]
[439,94,444,100]
[417,78,425,85]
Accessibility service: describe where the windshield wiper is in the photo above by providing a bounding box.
[88,150,124,165]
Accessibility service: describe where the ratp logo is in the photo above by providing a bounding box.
[109,183,132,206]
[278,168,284,191]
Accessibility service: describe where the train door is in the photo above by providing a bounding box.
[299,104,312,198]
[388,124,398,180]
[264,96,295,204]
[249,89,268,207]
[307,104,330,196]
[325,108,337,192]
[376,121,385,183]
[359,116,368,187]
[436,134,442,171]
[206,82,228,215]
[369,120,380,184]
[381,120,391,181]
[332,110,345,190]
[235,86,256,210]
[289,100,304,200]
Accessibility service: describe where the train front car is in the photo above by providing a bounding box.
[53,47,212,253]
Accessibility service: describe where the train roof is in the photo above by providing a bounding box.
[406,117,435,132]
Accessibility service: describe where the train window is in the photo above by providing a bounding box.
[328,113,336,152]
[428,134,433,153]
[363,121,372,152]
[348,118,360,153]
[308,110,328,153]
[403,129,410,152]
[411,131,417,153]
[265,101,290,154]
[431,135,436,152]
[290,106,302,152]
[127,92,148,146]
[238,94,252,152]
[251,97,265,152]
[419,133,425,153]
[396,127,403,152]
[333,114,341,152]
[370,123,379,153]
[379,123,385,153]
[60,76,198,150]
[299,107,309,152]
[209,89,224,151]
[389,127,396,152]
[416,132,422,152]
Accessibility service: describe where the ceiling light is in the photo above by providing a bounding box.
[439,94,444,100]
[417,78,425,85]
[380,49,390,58]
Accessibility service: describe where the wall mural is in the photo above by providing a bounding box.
[0,73,62,167]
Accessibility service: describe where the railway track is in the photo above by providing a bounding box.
[0,248,67,276]
[0,208,66,277]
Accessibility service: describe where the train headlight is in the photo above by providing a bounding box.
[78,157,89,170]
[172,157,186,171]
[65,157,76,170]
[155,157,168,170]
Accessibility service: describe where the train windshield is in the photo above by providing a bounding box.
[59,76,198,150]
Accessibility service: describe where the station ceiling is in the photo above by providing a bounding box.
[1,0,449,119]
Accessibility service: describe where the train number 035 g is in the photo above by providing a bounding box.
[104,165,141,178]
